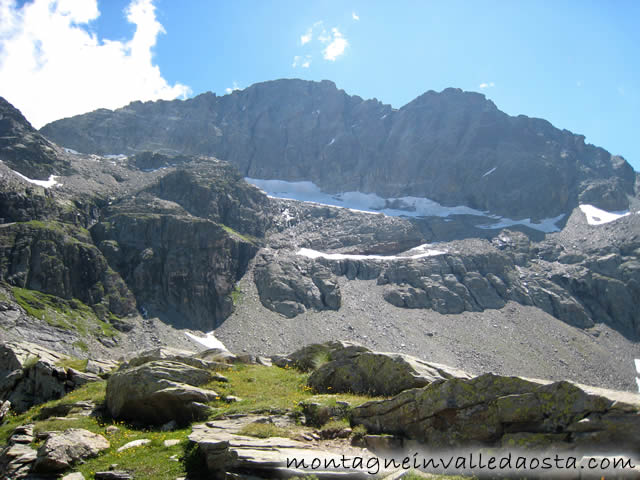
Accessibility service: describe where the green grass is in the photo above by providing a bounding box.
[237,422,294,439]
[230,286,242,306]
[56,357,89,372]
[220,224,255,244]
[12,287,118,338]
[204,364,384,419]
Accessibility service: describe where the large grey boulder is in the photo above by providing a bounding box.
[276,341,470,396]
[309,350,471,396]
[352,373,640,453]
[122,347,229,371]
[34,428,109,473]
[106,360,219,425]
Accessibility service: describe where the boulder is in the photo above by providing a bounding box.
[34,428,109,473]
[123,347,229,371]
[308,349,471,396]
[274,341,368,372]
[106,360,219,425]
[352,373,640,453]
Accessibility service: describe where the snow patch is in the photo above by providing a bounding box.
[636,358,640,393]
[245,178,567,232]
[482,167,497,177]
[64,147,79,155]
[11,170,59,188]
[185,331,228,351]
[579,204,630,225]
[104,154,128,161]
[297,244,446,261]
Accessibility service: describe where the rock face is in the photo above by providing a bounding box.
[0,96,71,180]
[263,228,640,337]
[254,251,341,318]
[40,79,636,220]
[105,360,221,425]
[351,373,640,453]
[88,159,265,329]
[0,220,137,320]
[0,341,101,413]
[0,424,37,479]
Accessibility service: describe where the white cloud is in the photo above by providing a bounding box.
[300,27,312,45]
[225,81,240,94]
[352,12,359,21]
[479,82,495,89]
[292,55,311,68]
[0,0,191,129]
[318,29,331,44]
[323,27,348,61]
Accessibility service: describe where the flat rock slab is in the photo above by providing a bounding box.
[190,417,386,479]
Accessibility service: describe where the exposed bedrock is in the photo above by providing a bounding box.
[255,230,640,337]
[351,372,640,454]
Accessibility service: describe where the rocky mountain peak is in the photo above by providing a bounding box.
[39,79,636,221]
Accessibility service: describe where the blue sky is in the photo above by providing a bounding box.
[1,0,639,171]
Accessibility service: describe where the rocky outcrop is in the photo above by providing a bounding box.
[189,415,379,479]
[277,341,470,396]
[122,346,229,371]
[0,424,37,479]
[34,428,109,473]
[351,373,640,453]
[254,251,341,318]
[144,158,271,238]
[0,341,101,412]
[40,79,636,220]
[91,211,257,329]
[0,220,137,320]
[105,360,223,425]
[268,199,425,253]
[308,349,471,397]
[274,228,640,336]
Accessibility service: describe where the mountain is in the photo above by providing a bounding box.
[0,84,639,397]
[40,79,637,221]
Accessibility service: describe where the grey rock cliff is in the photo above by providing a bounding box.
[40,79,637,221]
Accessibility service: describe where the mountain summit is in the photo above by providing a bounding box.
[40,79,636,221]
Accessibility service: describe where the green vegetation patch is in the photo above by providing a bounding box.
[237,422,294,439]
[12,287,118,337]
[220,224,256,244]
[205,364,384,418]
